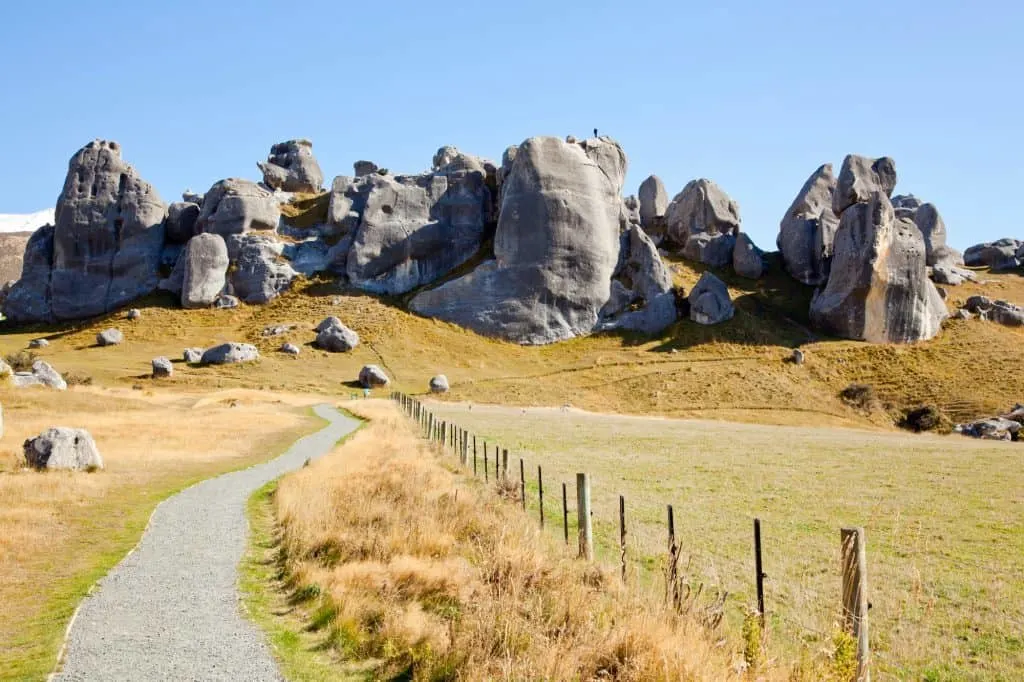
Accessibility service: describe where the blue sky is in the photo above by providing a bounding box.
[1,1,1020,251]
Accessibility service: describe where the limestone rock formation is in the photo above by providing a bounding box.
[638,175,668,240]
[889,197,972,284]
[956,417,1021,441]
[315,319,360,352]
[96,329,123,346]
[24,427,102,471]
[354,160,379,176]
[258,139,323,193]
[665,179,740,267]
[165,202,200,244]
[214,294,239,309]
[152,357,173,378]
[195,179,280,236]
[200,343,259,365]
[964,238,1022,271]
[733,232,765,280]
[183,348,203,363]
[181,233,229,309]
[359,365,389,388]
[688,272,734,325]
[11,360,67,390]
[965,296,1024,326]
[810,192,947,343]
[3,141,167,322]
[429,375,449,393]
[410,136,628,344]
[777,164,839,286]
[832,155,897,216]
[597,225,678,334]
[326,175,373,240]
[226,234,297,304]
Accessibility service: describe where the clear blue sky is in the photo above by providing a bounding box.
[1,1,1020,251]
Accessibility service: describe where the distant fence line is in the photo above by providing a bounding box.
[389,392,871,681]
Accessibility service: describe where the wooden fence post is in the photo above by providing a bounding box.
[841,527,870,682]
[538,465,544,529]
[519,459,526,511]
[576,473,593,561]
[667,504,679,608]
[473,436,478,476]
[619,495,627,584]
[484,443,489,482]
[754,518,766,629]
[502,449,509,481]
[562,482,569,545]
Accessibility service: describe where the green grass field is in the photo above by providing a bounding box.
[425,402,1024,681]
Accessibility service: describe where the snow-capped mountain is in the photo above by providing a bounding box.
[0,208,55,233]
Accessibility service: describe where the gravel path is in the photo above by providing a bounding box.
[53,404,360,681]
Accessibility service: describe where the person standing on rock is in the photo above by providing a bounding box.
[593,128,598,138]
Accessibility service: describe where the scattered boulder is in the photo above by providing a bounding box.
[638,175,668,240]
[3,140,167,322]
[810,191,947,343]
[214,294,239,309]
[964,238,1022,271]
[24,427,103,471]
[262,324,294,337]
[359,365,389,388]
[665,179,740,267]
[258,139,323,194]
[96,329,124,347]
[951,308,973,321]
[791,349,805,365]
[164,202,200,244]
[732,232,764,279]
[152,357,173,378]
[183,348,203,363]
[832,154,897,216]
[315,320,360,352]
[411,136,628,344]
[688,272,734,325]
[956,417,1020,441]
[200,343,260,365]
[777,164,839,286]
[32,361,66,390]
[127,308,141,321]
[181,233,230,308]
[280,343,300,356]
[315,316,344,333]
[226,234,297,304]
[29,338,49,349]
[195,179,280,236]
[597,225,678,334]
[354,160,379,176]
[964,296,1024,326]
[429,375,450,393]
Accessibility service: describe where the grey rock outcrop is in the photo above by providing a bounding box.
[832,155,897,215]
[181,233,229,308]
[11,361,67,390]
[410,136,628,344]
[214,294,239,309]
[183,348,203,363]
[890,198,972,283]
[965,296,1024,326]
[688,272,734,325]
[226,234,296,304]
[326,175,374,240]
[200,343,260,365]
[280,343,300,356]
[354,160,378,176]
[733,232,765,279]
[955,417,1020,441]
[29,338,50,349]
[315,320,360,352]
[281,240,331,276]
[96,329,123,346]
[810,192,947,343]
[777,164,839,286]
[665,179,740,267]
[638,175,668,239]
[964,238,1022,271]
[24,427,103,471]
[258,139,323,194]
[195,179,280,236]
[598,225,677,334]
[359,365,389,388]
[152,357,173,378]
[429,375,449,393]
[315,316,344,333]
[165,202,200,244]
[3,141,167,322]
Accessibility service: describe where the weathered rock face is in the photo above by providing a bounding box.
[183,348,203,363]
[181,233,229,309]
[28,338,49,349]
[956,417,1021,441]
[326,175,373,240]
[11,360,67,390]
[359,365,389,388]
[688,272,734,325]
[665,179,740,267]
[965,296,1024,326]
[315,320,360,352]
[258,139,323,194]
[410,136,627,345]
[24,427,103,471]
[733,232,764,280]
[152,357,173,377]
[96,328,123,346]
[964,238,1022,271]
[226,234,297,304]
[195,179,280,237]
[354,160,378,176]
[810,192,947,343]
[280,343,300,355]
[777,164,839,286]
[832,155,897,216]
[429,375,449,393]
[638,175,668,240]
[164,202,200,244]
[3,141,167,322]
[200,343,259,365]
[597,226,678,334]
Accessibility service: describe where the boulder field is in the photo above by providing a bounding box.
[2,137,1006,346]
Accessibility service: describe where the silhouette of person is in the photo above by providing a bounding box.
[593,128,598,138]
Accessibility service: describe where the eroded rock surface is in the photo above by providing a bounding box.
[665,179,740,267]
[258,139,323,194]
[777,164,838,286]
[196,179,280,237]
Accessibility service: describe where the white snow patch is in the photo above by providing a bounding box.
[0,208,55,234]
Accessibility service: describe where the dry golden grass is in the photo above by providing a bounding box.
[266,400,864,681]
[0,385,317,680]
[426,401,1024,681]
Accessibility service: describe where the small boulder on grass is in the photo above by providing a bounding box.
[201,343,259,365]
[96,329,123,346]
[24,427,103,471]
[359,365,389,388]
[29,338,49,349]
[316,322,359,352]
[429,375,450,393]
[152,357,173,378]
[127,308,142,321]
[280,343,300,356]
[183,348,203,363]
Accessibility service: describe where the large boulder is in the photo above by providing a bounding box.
[429,375,449,393]
[354,160,379,176]
[200,343,259,365]
[664,179,740,267]
[810,192,947,343]
[597,225,677,334]
[258,139,323,193]
[226,234,297,304]
[164,202,200,244]
[31,360,66,390]
[315,321,360,352]
[956,417,1020,441]
[410,136,627,344]
[964,296,1024,326]
[181,233,229,308]
[152,357,173,378]
[777,164,839,286]
[688,272,734,325]
[733,232,765,279]
[183,348,203,363]
[195,179,280,237]
[638,175,668,240]
[359,365,390,388]
[326,175,374,240]
[964,238,1022,271]
[832,154,897,215]
[3,141,167,322]
[24,427,103,471]
[96,329,123,346]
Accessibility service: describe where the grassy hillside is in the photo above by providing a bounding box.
[2,259,1020,430]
